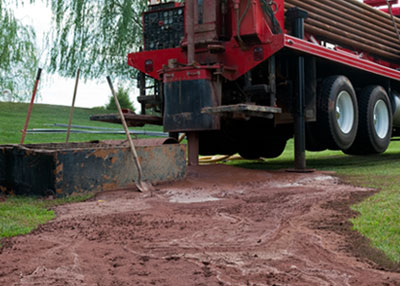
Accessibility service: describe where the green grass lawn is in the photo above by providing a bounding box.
[0,102,399,263]
[0,195,91,240]
[0,101,162,144]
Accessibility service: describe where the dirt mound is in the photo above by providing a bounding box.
[1,165,399,285]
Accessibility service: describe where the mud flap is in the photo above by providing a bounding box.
[163,69,220,132]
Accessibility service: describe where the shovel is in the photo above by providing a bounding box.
[106,76,155,193]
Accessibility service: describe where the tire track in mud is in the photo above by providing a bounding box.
[1,165,400,286]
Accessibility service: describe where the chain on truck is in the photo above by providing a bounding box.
[128,0,400,168]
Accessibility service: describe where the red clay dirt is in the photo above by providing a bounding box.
[1,164,400,286]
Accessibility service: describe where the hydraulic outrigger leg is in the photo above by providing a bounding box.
[186,0,199,166]
[187,132,200,166]
[287,7,309,171]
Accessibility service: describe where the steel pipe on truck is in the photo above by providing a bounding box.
[341,0,400,26]
[304,24,400,60]
[285,2,400,50]
[285,0,400,46]
[315,0,400,34]
[285,0,400,62]
[287,0,400,42]
[305,18,400,55]
[300,0,400,37]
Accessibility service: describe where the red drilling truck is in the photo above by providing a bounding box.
[128,0,400,168]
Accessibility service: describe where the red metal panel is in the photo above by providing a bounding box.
[163,68,212,83]
[231,0,285,43]
[381,6,400,15]
[284,35,400,81]
[127,48,187,79]
[222,34,285,80]
[232,0,265,42]
[364,0,398,7]
[275,0,285,32]
[128,34,285,82]
[129,0,286,81]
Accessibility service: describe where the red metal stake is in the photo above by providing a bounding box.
[20,68,42,145]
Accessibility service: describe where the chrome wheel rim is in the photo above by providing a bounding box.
[336,91,354,134]
[373,99,390,139]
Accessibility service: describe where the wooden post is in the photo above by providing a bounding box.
[66,69,81,143]
[187,132,199,166]
[20,68,42,144]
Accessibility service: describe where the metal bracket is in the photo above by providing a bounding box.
[202,104,281,119]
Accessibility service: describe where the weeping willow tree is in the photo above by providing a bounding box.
[0,1,38,101]
[1,0,153,101]
[47,0,148,80]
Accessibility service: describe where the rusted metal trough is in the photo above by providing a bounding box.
[0,139,186,197]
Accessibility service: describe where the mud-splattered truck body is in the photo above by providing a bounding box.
[128,0,400,167]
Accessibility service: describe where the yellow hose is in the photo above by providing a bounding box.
[178,133,186,143]
[199,154,243,164]
[179,133,244,164]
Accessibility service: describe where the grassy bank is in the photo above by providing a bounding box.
[0,195,92,240]
[0,101,162,144]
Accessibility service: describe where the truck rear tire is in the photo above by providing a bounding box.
[239,148,261,160]
[239,137,287,160]
[261,139,287,159]
[306,124,327,151]
[316,75,358,150]
[345,86,392,155]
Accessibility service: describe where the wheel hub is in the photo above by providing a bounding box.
[373,99,389,139]
[336,91,354,134]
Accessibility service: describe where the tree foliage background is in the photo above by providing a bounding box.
[105,86,134,111]
[0,1,38,101]
[47,0,148,80]
[1,0,151,101]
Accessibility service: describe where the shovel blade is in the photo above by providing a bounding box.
[137,181,156,193]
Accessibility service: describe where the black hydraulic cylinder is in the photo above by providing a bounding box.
[286,8,308,170]
[295,56,306,170]
[138,72,146,115]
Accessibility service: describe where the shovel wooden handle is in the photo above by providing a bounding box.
[106,76,144,183]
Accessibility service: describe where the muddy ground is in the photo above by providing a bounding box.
[1,165,400,286]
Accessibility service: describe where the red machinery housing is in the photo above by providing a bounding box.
[364,0,397,7]
[128,0,400,167]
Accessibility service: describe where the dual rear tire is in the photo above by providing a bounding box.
[345,86,392,155]
[306,76,392,154]
[307,75,358,151]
